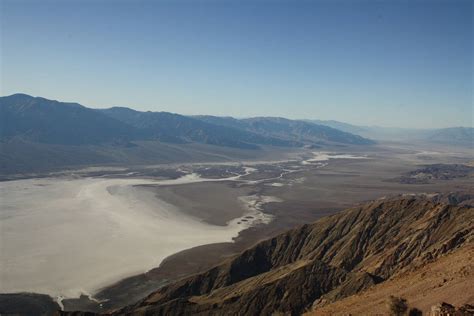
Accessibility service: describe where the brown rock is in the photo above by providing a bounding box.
[431,302,456,316]
[61,193,474,316]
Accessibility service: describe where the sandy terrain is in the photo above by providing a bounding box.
[308,244,474,315]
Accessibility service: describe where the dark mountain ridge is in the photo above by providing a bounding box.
[61,192,473,315]
[100,107,298,149]
[0,94,138,145]
[195,115,374,145]
[0,94,374,149]
[0,94,375,174]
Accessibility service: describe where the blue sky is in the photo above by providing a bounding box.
[1,0,472,128]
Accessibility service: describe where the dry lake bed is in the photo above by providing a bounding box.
[1,146,472,311]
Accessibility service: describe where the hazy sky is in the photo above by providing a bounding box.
[1,0,472,128]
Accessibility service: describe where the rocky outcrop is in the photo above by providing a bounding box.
[431,302,456,316]
[430,302,474,316]
[63,193,474,316]
[457,304,474,315]
[312,271,383,308]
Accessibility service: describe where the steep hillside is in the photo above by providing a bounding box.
[100,108,297,149]
[195,116,375,145]
[0,94,376,175]
[307,119,369,136]
[0,94,138,145]
[0,94,293,149]
[63,193,473,315]
[243,117,374,145]
[308,244,474,315]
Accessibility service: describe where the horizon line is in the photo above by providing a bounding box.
[2,92,472,131]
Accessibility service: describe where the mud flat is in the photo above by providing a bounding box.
[146,182,256,226]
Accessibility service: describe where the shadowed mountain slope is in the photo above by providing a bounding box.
[62,192,473,315]
[100,107,298,149]
[308,244,474,315]
[1,94,372,149]
[0,94,296,149]
[195,115,375,145]
[0,94,138,145]
[0,94,376,175]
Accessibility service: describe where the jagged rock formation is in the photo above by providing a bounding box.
[62,193,473,316]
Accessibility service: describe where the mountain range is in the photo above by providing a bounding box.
[194,115,375,146]
[0,94,373,175]
[1,93,471,176]
[0,94,373,148]
[309,119,473,145]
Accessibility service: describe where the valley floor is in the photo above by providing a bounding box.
[0,142,472,314]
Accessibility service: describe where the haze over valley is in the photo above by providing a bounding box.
[1,93,472,315]
[1,1,472,315]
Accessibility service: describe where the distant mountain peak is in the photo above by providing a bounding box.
[6,93,34,98]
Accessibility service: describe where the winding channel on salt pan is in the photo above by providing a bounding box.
[0,153,368,303]
[0,171,272,302]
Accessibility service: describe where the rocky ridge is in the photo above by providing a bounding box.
[61,192,473,315]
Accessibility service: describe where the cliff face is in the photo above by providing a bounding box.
[64,193,474,316]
